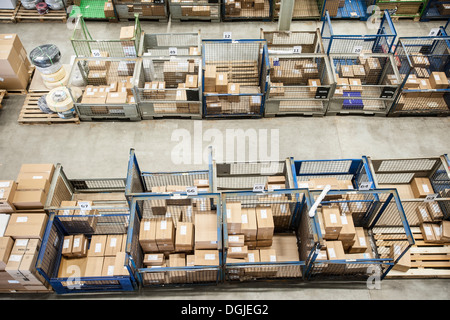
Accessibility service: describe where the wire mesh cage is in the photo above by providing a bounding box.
[69,57,141,121]
[168,0,221,21]
[138,31,202,56]
[272,0,321,20]
[293,157,375,190]
[321,10,397,55]
[127,193,223,287]
[71,15,142,57]
[303,188,414,281]
[419,0,449,21]
[134,56,203,119]
[202,39,270,118]
[222,0,272,20]
[222,189,308,282]
[261,29,325,54]
[389,37,450,116]
[36,208,138,294]
[365,155,450,222]
[212,158,296,192]
[265,54,334,116]
[113,0,168,21]
[319,0,375,20]
[327,53,401,116]
[125,148,213,199]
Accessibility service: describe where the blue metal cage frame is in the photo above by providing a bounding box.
[127,192,224,287]
[303,188,414,281]
[201,39,270,118]
[320,0,376,20]
[321,10,397,55]
[420,1,450,21]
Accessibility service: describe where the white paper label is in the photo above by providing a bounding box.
[328,248,336,258]
[241,214,248,224]
[280,204,287,214]
[433,225,441,237]
[180,225,187,235]
[353,46,363,54]
[330,214,337,224]
[260,209,267,219]
[431,203,440,213]
[270,255,277,262]
[227,209,231,219]
[78,201,92,211]
[8,280,20,284]
[359,182,372,190]
[16,239,28,247]
[0,182,10,187]
[341,203,349,213]
[424,226,432,236]
[16,217,28,223]
[148,255,158,261]
[73,238,80,248]
[205,254,216,260]
[253,184,265,192]
[293,46,302,54]
[223,32,232,39]
[219,74,224,81]
[231,247,242,252]
[32,176,43,179]
[160,220,167,230]
[110,238,117,247]
[169,47,177,56]
[107,265,115,276]
[420,208,428,219]
[144,221,151,231]
[248,253,255,262]
[341,215,348,225]
[229,236,239,243]
[434,74,441,81]
[186,186,198,196]
[9,255,22,262]
[95,243,102,253]
[91,49,101,57]
[422,184,430,193]
[359,237,366,246]
[63,239,70,249]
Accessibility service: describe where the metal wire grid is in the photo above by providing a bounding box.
[298,160,353,175]
[168,0,221,20]
[223,0,271,19]
[70,179,126,192]
[430,160,450,195]
[142,171,210,192]
[392,37,450,114]
[370,158,439,185]
[56,210,130,235]
[71,16,142,58]
[37,218,62,285]
[222,190,306,282]
[214,161,287,191]
[291,0,321,19]
[139,32,201,56]
[261,30,321,53]
[141,267,220,286]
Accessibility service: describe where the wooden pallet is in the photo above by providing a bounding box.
[0,5,19,23]
[15,4,68,23]
[18,93,80,125]
[0,90,7,109]
[374,227,450,279]
[4,66,35,95]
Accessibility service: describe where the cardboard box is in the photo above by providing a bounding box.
[245,250,260,263]
[139,218,158,253]
[85,256,104,277]
[4,214,48,240]
[16,179,50,194]
[10,238,40,256]
[194,213,218,249]
[0,237,14,271]
[256,206,274,241]
[364,58,382,75]
[259,248,277,263]
[429,72,449,90]
[227,245,248,259]
[105,234,123,257]
[404,75,420,89]
[272,234,299,262]
[194,250,219,266]
[416,204,433,223]
[143,253,165,266]
[322,206,342,239]
[420,223,437,243]
[113,252,130,276]
[89,51,110,71]
[104,1,115,18]
[88,235,107,257]
[120,26,135,41]
[106,92,127,104]
[167,253,186,283]
[410,177,433,198]
[349,78,362,92]
[390,244,411,272]
[228,234,245,247]
[185,74,198,88]
[338,213,356,242]
[352,65,366,79]
[62,235,73,257]
[349,227,369,253]
[256,239,272,247]
[175,222,194,252]
[341,65,354,78]
[57,256,88,278]
[73,201,98,231]
[325,241,346,260]
[427,202,444,220]
[215,73,228,93]
[226,201,242,235]
[101,256,116,277]
[12,190,46,210]
[156,219,175,252]
[0,180,17,213]
[412,54,430,68]
[440,221,450,242]
[72,234,88,257]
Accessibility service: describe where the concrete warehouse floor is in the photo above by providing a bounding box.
[0,18,449,300]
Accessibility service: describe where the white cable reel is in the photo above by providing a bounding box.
[46,87,74,113]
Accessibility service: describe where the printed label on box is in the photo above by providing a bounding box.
[424,226,432,236]
[107,266,115,276]
[359,237,366,246]
[73,238,80,248]
[260,209,267,219]
[16,217,28,223]
[0,182,10,187]
[270,255,276,262]
[328,248,336,258]
[148,255,158,261]
[160,220,167,230]
[110,238,117,248]
[330,214,337,224]
[227,209,231,219]
[241,214,248,224]
[95,243,102,253]
[422,184,430,193]
[205,254,216,260]
[180,225,187,235]
[63,239,70,249]
[340,215,348,225]
[248,253,255,262]
[144,221,151,231]
[229,236,239,243]
[231,247,242,253]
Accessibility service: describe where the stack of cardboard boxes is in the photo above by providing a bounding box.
[57,200,99,233]
[140,0,166,17]
[58,234,129,278]
[119,26,137,57]
[225,0,264,16]
[0,34,32,91]
[176,0,211,17]
[104,0,115,18]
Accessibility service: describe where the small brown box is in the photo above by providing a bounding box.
[427,202,444,220]
[72,234,88,257]
[420,223,437,243]
[390,244,411,272]
[416,204,433,223]
[255,206,274,241]
[429,72,449,90]
[216,73,228,93]
[340,65,354,78]
[349,227,369,253]
[143,253,165,267]
[62,235,73,257]
[325,241,346,260]
[227,245,248,259]
[410,177,434,198]
[352,65,366,78]
[105,234,123,257]
[88,235,107,257]
[175,222,194,252]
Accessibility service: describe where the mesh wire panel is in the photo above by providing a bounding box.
[298,160,352,175]
[262,30,321,53]
[223,0,271,20]
[142,171,210,192]
[140,32,201,56]
[168,0,221,20]
[37,218,63,284]
[71,179,126,192]
[392,37,450,115]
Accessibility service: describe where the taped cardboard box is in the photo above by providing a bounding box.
[390,244,411,272]
[0,180,17,213]
[72,234,88,257]
[4,214,48,240]
[101,256,116,277]
[427,202,444,220]
[167,253,186,283]
[228,245,248,259]
[228,234,245,247]
[226,201,242,235]
[416,204,433,224]
[410,177,433,198]
[194,249,219,266]
[10,239,40,256]
[349,227,369,253]
[88,235,107,257]
[105,234,124,257]
[156,218,175,252]
[85,256,104,277]
[144,253,165,267]
[16,179,50,195]
[420,223,437,243]
[256,206,274,241]
[62,235,73,257]
[216,73,228,93]
[113,252,130,276]
[429,72,449,90]
[338,213,356,242]
[175,222,194,252]
[194,213,218,250]
[322,206,342,240]
[0,237,14,271]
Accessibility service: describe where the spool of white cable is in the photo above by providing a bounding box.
[43,69,70,89]
[40,67,66,83]
[46,87,74,113]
